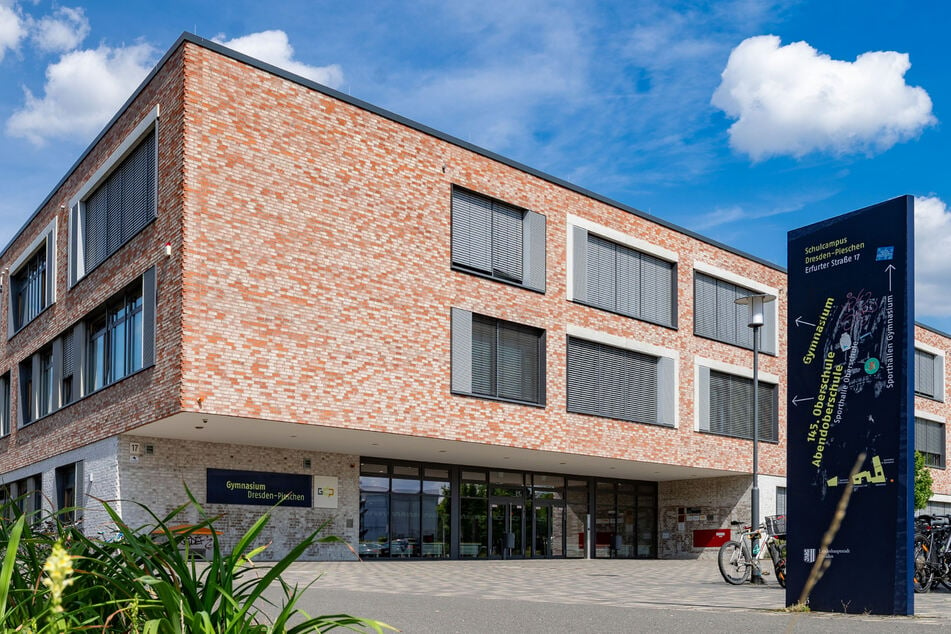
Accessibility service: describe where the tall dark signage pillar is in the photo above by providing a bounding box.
[786,196,914,614]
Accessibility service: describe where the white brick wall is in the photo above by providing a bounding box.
[0,436,119,534]
[117,434,359,561]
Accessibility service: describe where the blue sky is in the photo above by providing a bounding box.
[2,1,951,331]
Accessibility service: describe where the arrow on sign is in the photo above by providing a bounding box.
[795,316,816,328]
[885,264,896,291]
[791,395,815,407]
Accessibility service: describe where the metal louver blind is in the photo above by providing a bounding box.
[566,337,658,425]
[586,234,616,311]
[615,244,641,318]
[639,252,673,326]
[567,338,600,414]
[492,204,523,281]
[497,321,538,402]
[916,349,936,397]
[451,189,493,274]
[62,330,75,378]
[694,273,718,339]
[83,130,156,274]
[471,315,497,396]
[715,279,738,345]
[85,185,108,272]
[123,129,156,240]
[915,418,945,467]
[708,370,777,441]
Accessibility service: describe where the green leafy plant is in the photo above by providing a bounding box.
[0,491,395,633]
[914,450,934,511]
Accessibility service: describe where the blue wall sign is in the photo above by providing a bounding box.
[786,196,914,614]
[207,468,312,507]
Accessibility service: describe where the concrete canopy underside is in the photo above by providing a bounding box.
[132,412,744,482]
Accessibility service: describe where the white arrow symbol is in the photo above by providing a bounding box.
[885,264,896,291]
[795,316,816,328]
[791,395,815,407]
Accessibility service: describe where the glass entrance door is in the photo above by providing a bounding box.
[490,499,524,558]
[533,503,564,557]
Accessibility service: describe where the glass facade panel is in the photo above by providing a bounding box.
[357,460,654,561]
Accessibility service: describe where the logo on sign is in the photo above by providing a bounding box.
[804,548,817,564]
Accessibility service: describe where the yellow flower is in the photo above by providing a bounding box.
[41,542,75,614]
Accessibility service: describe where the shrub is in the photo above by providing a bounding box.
[0,491,394,633]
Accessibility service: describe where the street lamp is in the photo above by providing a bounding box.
[734,292,776,585]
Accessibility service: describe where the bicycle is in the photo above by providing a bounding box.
[914,514,951,593]
[718,514,787,587]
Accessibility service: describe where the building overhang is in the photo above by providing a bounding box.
[132,412,744,482]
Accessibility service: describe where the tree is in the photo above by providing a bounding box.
[914,451,934,511]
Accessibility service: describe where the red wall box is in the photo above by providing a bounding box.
[693,529,731,548]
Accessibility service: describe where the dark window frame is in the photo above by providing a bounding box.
[566,336,671,427]
[450,187,546,293]
[693,271,777,355]
[701,368,779,442]
[85,279,145,394]
[69,114,158,287]
[572,227,677,329]
[915,417,946,469]
[451,308,546,407]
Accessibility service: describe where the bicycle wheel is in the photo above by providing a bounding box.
[718,540,751,585]
[913,537,934,593]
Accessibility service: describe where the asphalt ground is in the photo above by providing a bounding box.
[258,558,951,633]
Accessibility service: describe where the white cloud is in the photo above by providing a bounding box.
[213,30,343,88]
[915,196,951,318]
[6,42,156,145]
[32,6,89,53]
[712,35,936,161]
[0,2,27,61]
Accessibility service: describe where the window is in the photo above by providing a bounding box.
[70,109,158,285]
[56,462,82,524]
[0,373,10,437]
[37,346,54,419]
[12,248,47,331]
[570,227,676,327]
[915,348,944,401]
[451,187,546,292]
[61,330,75,406]
[694,272,776,354]
[451,308,546,405]
[7,220,56,337]
[85,280,145,393]
[916,417,946,468]
[776,487,787,515]
[18,358,33,426]
[699,368,778,442]
[566,336,674,426]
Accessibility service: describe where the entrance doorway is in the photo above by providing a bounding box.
[490,498,524,558]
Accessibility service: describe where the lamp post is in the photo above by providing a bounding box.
[734,292,776,585]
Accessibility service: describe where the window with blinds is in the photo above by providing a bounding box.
[82,129,156,275]
[8,220,56,337]
[11,247,48,332]
[694,272,776,354]
[572,228,675,327]
[451,308,545,405]
[701,369,778,442]
[0,373,9,437]
[916,417,946,468]
[451,187,546,292]
[915,349,940,399]
[70,114,158,286]
[567,337,668,426]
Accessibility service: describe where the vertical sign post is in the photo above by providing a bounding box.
[786,196,914,614]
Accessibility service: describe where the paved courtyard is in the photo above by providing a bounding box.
[265,559,951,632]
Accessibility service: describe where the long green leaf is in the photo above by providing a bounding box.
[0,514,26,624]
